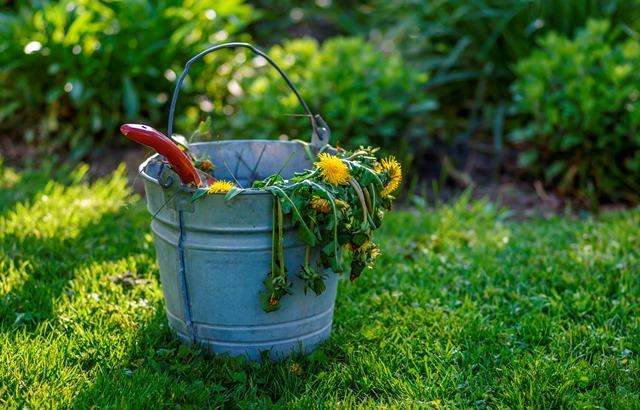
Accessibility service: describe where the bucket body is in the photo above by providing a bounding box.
[141,140,339,361]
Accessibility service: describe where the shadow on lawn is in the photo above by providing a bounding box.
[64,276,339,408]
[0,201,151,328]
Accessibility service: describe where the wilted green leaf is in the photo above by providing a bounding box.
[260,292,281,313]
[190,188,209,203]
[224,187,245,203]
[197,117,212,134]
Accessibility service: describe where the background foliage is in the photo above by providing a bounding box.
[180,37,430,161]
[0,0,254,159]
[1,0,640,206]
[367,0,640,143]
[510,19,640,208]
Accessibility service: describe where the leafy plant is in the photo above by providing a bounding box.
[510,19,640,207]
[258,148,401,311]
[185,37,431,159]
[367,0,640,158]
[0,0,255,160]
[188,145,402,312]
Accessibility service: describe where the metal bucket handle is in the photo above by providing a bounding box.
[167,42,331,146]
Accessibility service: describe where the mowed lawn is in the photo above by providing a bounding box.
[1,162,638,409]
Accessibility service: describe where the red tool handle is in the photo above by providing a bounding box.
[120,123,202,188]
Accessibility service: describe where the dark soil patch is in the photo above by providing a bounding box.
[1,133,149,195]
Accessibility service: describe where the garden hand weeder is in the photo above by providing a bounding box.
[120,123,211,188]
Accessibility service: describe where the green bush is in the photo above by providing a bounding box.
[510,19,640,206]
[367,0,640,145]
[0,0,255,159]
[184,37,431,158]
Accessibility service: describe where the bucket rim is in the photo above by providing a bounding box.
[139,139,317,195]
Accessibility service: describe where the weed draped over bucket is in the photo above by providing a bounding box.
[188,143,402,312]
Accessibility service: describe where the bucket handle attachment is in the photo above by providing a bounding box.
[167,42,330,146]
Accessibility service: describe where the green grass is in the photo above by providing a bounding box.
[1,162,639,409]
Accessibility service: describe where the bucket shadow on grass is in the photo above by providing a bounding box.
[69,302,338,408]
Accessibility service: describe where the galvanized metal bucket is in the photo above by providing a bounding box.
[139,43,338,361]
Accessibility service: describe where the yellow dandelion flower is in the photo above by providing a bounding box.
[311,196,331,214]
[335,199,350,209]
[379,156,402,197]
[370,248,382,259]
[343,240,373,253]
[342,243,356,252]
[359,240,374,253]
[207,180,236,194]
[314,153,350,185]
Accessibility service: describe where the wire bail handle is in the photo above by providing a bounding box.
[167,42,330,146]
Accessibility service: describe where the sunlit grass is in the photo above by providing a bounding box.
[0,163,638,408]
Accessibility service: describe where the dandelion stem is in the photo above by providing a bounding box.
[345,151,368,161]
[277,199,285,276]
[306,221,315,268]
[348,178,368,222]
[362,186,373,218]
